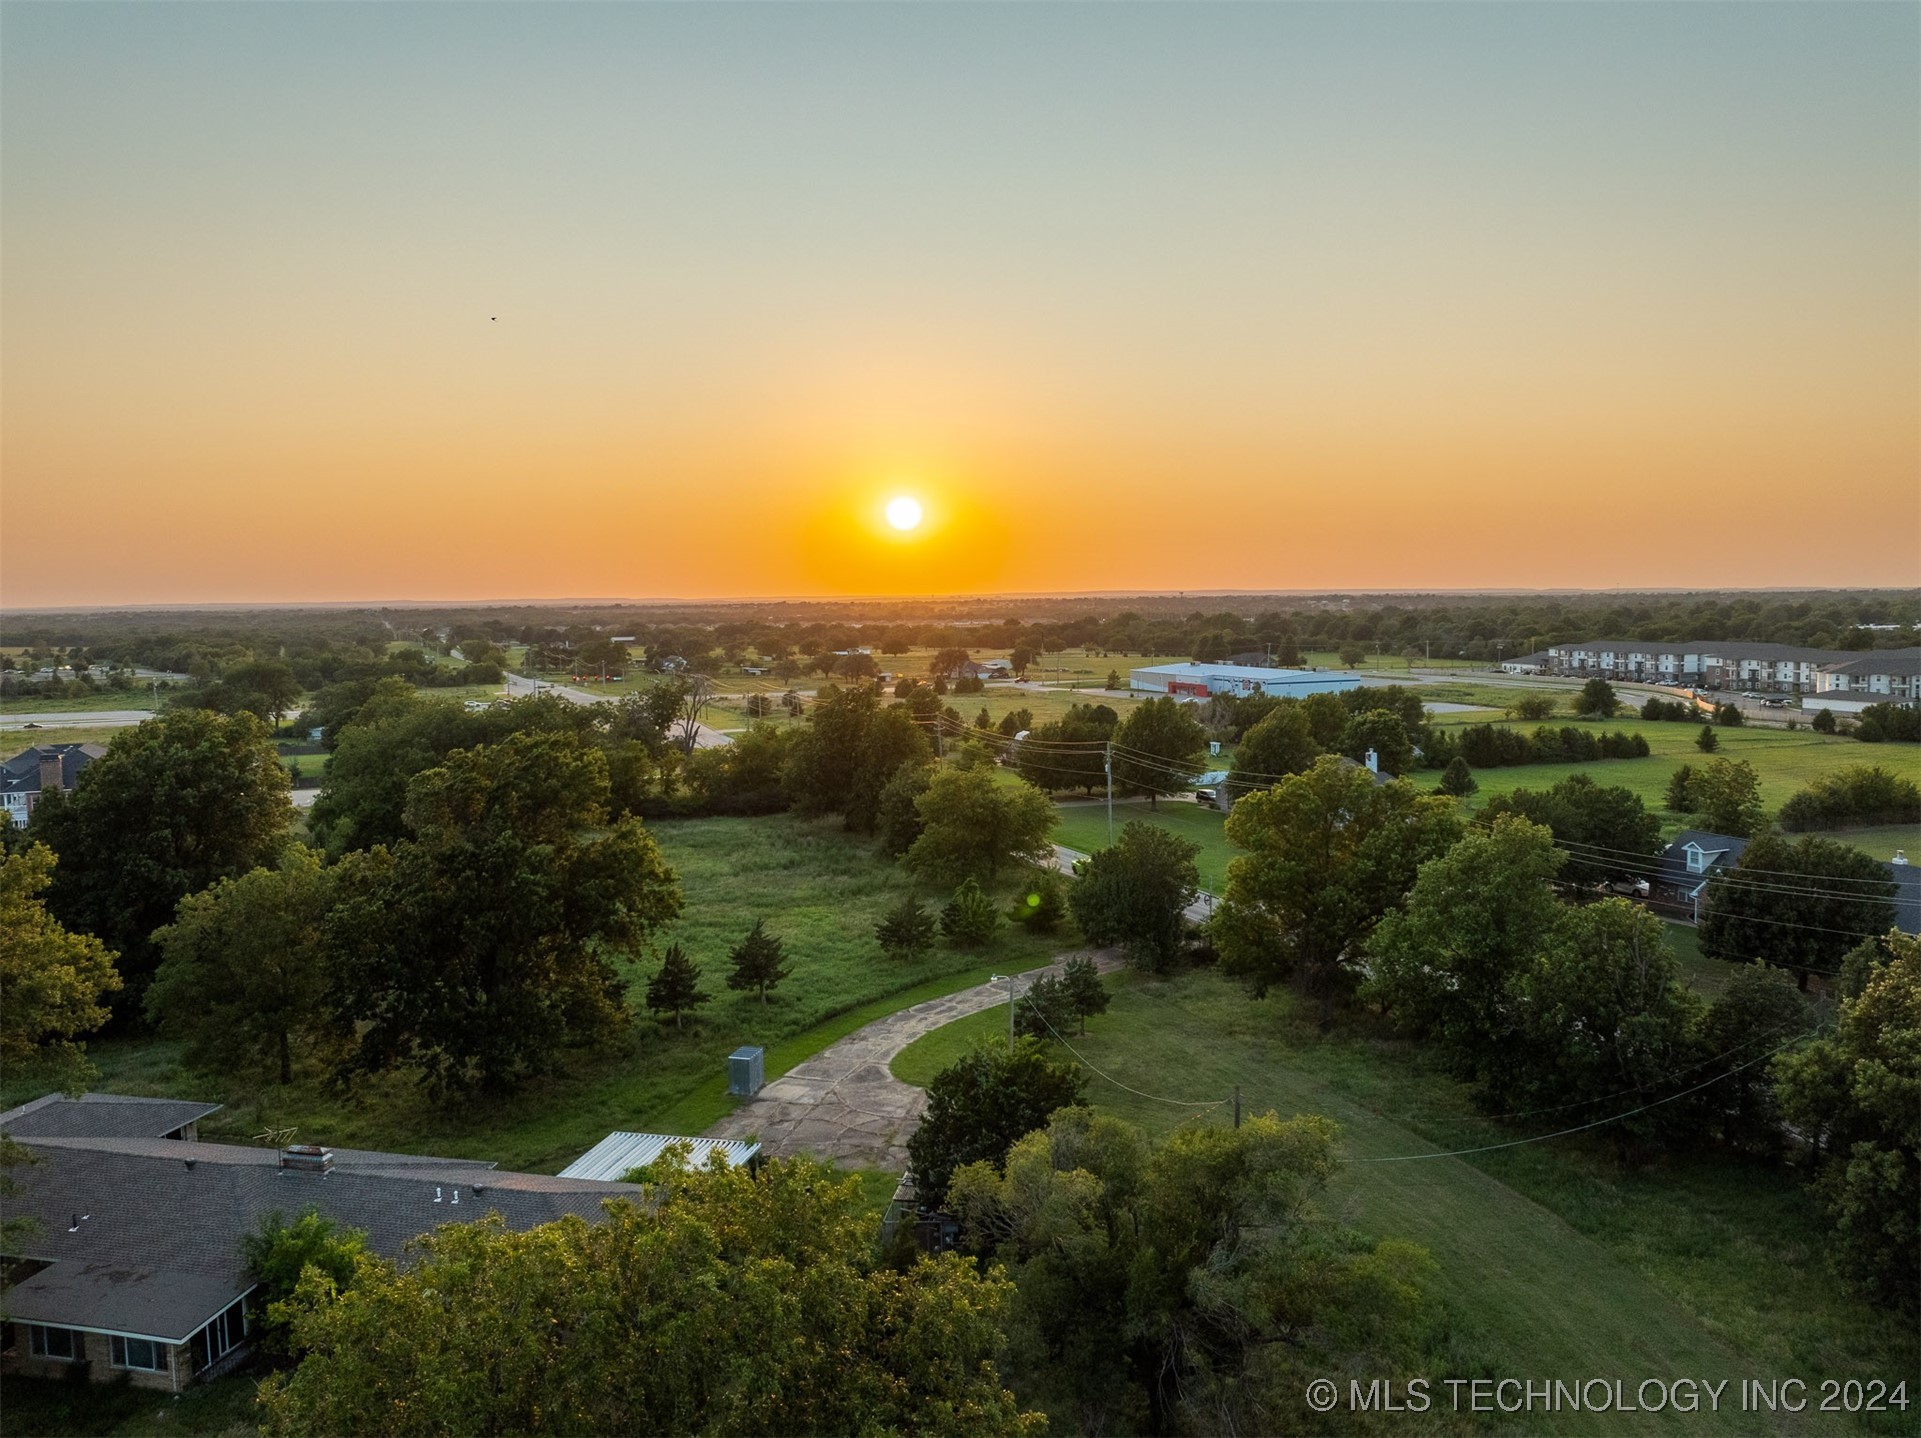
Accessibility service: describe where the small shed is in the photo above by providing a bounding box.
[558,1132,760,1182]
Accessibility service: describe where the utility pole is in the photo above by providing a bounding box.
[992,974,1017,1047]
[1104,740,1114,846]
[1233,1085,1241,1129]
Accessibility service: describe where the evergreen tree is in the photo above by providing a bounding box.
[875,897,936,960]
[1021,871,1066,934]
[1061,955,1109,1035]
[646,944,710,1030]
[725,920,791,1004]
[942,877,1000,947]
[1812,707,1837,734]
[1438,756,1477,797]
[1695,724,1719,753]
[1013,973,1077,1041]
[1665,764,1696,811]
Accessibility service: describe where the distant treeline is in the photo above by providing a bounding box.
[1456,724,1652,769]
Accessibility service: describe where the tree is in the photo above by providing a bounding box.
[1067,821,1200,973]
[941,877,1000,947]
[1699,833,1896,990]
[1506,899,1704,1160]
[1778,764,1921,832]
[646,944,710,1030]
[724,920,791,1004]
[1665,764,1696,812]
[905,764,1056,885]
[1507,693,1557,721]
[1438,756,1477,796]
[1299,691,1349,747]
[147,847,338,1084]
[1812,707,1837,734]
[1226,704,1319,800]
[1772,932,1918,1312]
[1104,669,1122,689]
[1575,677,1619,717]
[1477,774,1662,886]
[1715,702,1745,728]
[929,646,973,679]
[875,896,936,959]
[1339,643,1367,668]
[1019,871,1066,933]
[1013,972,1077,1041]
[1695,723,1719,753]
[1110,697,1206,808]
[243,1209,370,1360]
[1365,816,1563,1064]
[782,683,881,819]
[1336,709,1413,776]
[875,762,932,856]
[219,659,305,733]
[1689,757,1764,836]
[330,731,683,1089]
[258,1159,1041,1436]
[906,1039,1087,1205]
[1213,756,1462,1021]
[1855,702,1921,743]
[34,708,289,1009]
[0,844,121,1090]
[1060,956,1109,1035]
[1697,963,1810,1153]
[946,1108,1439,1436]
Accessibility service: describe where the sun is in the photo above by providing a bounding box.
[885,495,923,531]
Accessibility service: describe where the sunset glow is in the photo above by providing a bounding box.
[885,497,924,533]
[1,3,1915,607]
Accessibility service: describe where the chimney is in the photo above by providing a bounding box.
[1364,748,1379,773]
[279,1144,334,1175]
[1894,851,1909,866]
[37,753,64,793]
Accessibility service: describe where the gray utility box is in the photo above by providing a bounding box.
[728,1046,765,1097]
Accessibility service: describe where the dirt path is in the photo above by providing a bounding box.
[702,951,1121,1170]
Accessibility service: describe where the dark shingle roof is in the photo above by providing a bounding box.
[1656,830,1749,895]
[0,1094,223,1141]
[0,743,105,798]
[1888,861,1920,936]
[2,1098,640,1342]
[1819,648,1921,680]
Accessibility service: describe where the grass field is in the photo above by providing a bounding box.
[13,815,1074,1176]
[0,689,162,715]
[892,967,1918,1436]
[0,723,138,751]
[1053,797,1234,891]
[1,1371,262,1437]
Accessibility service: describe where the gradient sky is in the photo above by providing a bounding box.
[4,2,1916,607]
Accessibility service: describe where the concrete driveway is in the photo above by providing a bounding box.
[702,951,1122,1171]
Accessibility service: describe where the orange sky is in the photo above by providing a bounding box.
[3,4,1917,607]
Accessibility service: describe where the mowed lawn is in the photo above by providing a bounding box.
[20,815,1076,1175]
[1053,798,1235,892]
[893,968,1919,1437]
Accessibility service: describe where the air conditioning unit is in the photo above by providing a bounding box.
[728,1046,765,1097]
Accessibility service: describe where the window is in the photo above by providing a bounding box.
[28,1325,79,1360]
[189,1297,248,1371]
[110,1335,164,1372]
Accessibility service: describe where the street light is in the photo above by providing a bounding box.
[990,973,1018,1047]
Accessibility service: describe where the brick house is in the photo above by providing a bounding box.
[1,744,106,829]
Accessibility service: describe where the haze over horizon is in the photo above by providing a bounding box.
[4,2,1917,609]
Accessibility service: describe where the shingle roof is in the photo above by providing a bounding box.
[0,1094,223,1141]
[1888,861,1920,936]
[1656,830,1749,895]
[3,1097,641,1342]
[0,743,106,798]
[1819,648,1921,680]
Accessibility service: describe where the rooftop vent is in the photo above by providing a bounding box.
[280,1144,334,1175]
[1894,850,1909,867]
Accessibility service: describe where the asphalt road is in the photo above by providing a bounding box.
[0,710,155,730]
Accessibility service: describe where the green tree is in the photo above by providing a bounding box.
[258,1159,1041,1436]
[1697,963,1811,1153]
[875,762,933,856]
[724,919,791,1004]
[219,658,306,733]
[1575,677,1619,717]
[941,877,1000,947]
[148,847,338,1084]
[1013,972,1077,1041]
[1226,704,1319,800]
[1299,691,1349,747]
[1507,693,1557,721]
[1060,955,1109,1035]
[1695,723,1719,753]
[844,705,931,833]
[1715,702,1745,728]
[1067,821,1199,973]
[1437,755,1477,797]
[1665,764,1696,811]
[906,764,1056,885]
[1778,764,1921,831]
[243,1209,370,1360]
[34,709,289,1009]
[1339,643,1367,668]
[875,896,936,960]
[1772,932,1918,1312]
[1111,697,1207,809]
[1019,871,1066,934]
[781,683,880,818]
[0,844,121,1091]
[1689,756,1764,836]
[906,1038,1087,1205]
[1214,756,1462,1021]
[330,731,682,1089]
[1812,707,1837,734]
[1699,833,1897,990]
[646,944,710,1030]
[1477,773,1662,886]
[947,1108,1439,1436]
[1364,816,1563,1063]
[1336,709,1413,776]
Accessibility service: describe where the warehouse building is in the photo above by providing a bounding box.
[1129,662,1367,700]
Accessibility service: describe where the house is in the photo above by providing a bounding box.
[1130,662,1365,701]
[0,1094,642,1392]
[1499,652,1552,675]
[1653,829,1749,919]
[1810,648,1921,712]
[2,744,106,829]
[955,659,1010,680]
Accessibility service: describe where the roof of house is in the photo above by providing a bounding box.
[1888,859,1920,936]
[1503,651,1553,665]
[2,1095,640,1343]
[1655,829,1750,895]
[0,1094,223,1141]
[1551,640,1855,664]
[1818,648,1921,680]
[0,743,106,798]
[558,1132,759,1182]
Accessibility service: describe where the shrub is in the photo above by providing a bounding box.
[875,896,937,960]
[1778,765,1921,831]
[941,877,1000,947]
[1018,871,1067,934]
[1507,693,1558,721]
[1438,756,1477,797]
[1812,707,1837,734]
[1856,703,1921,743]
